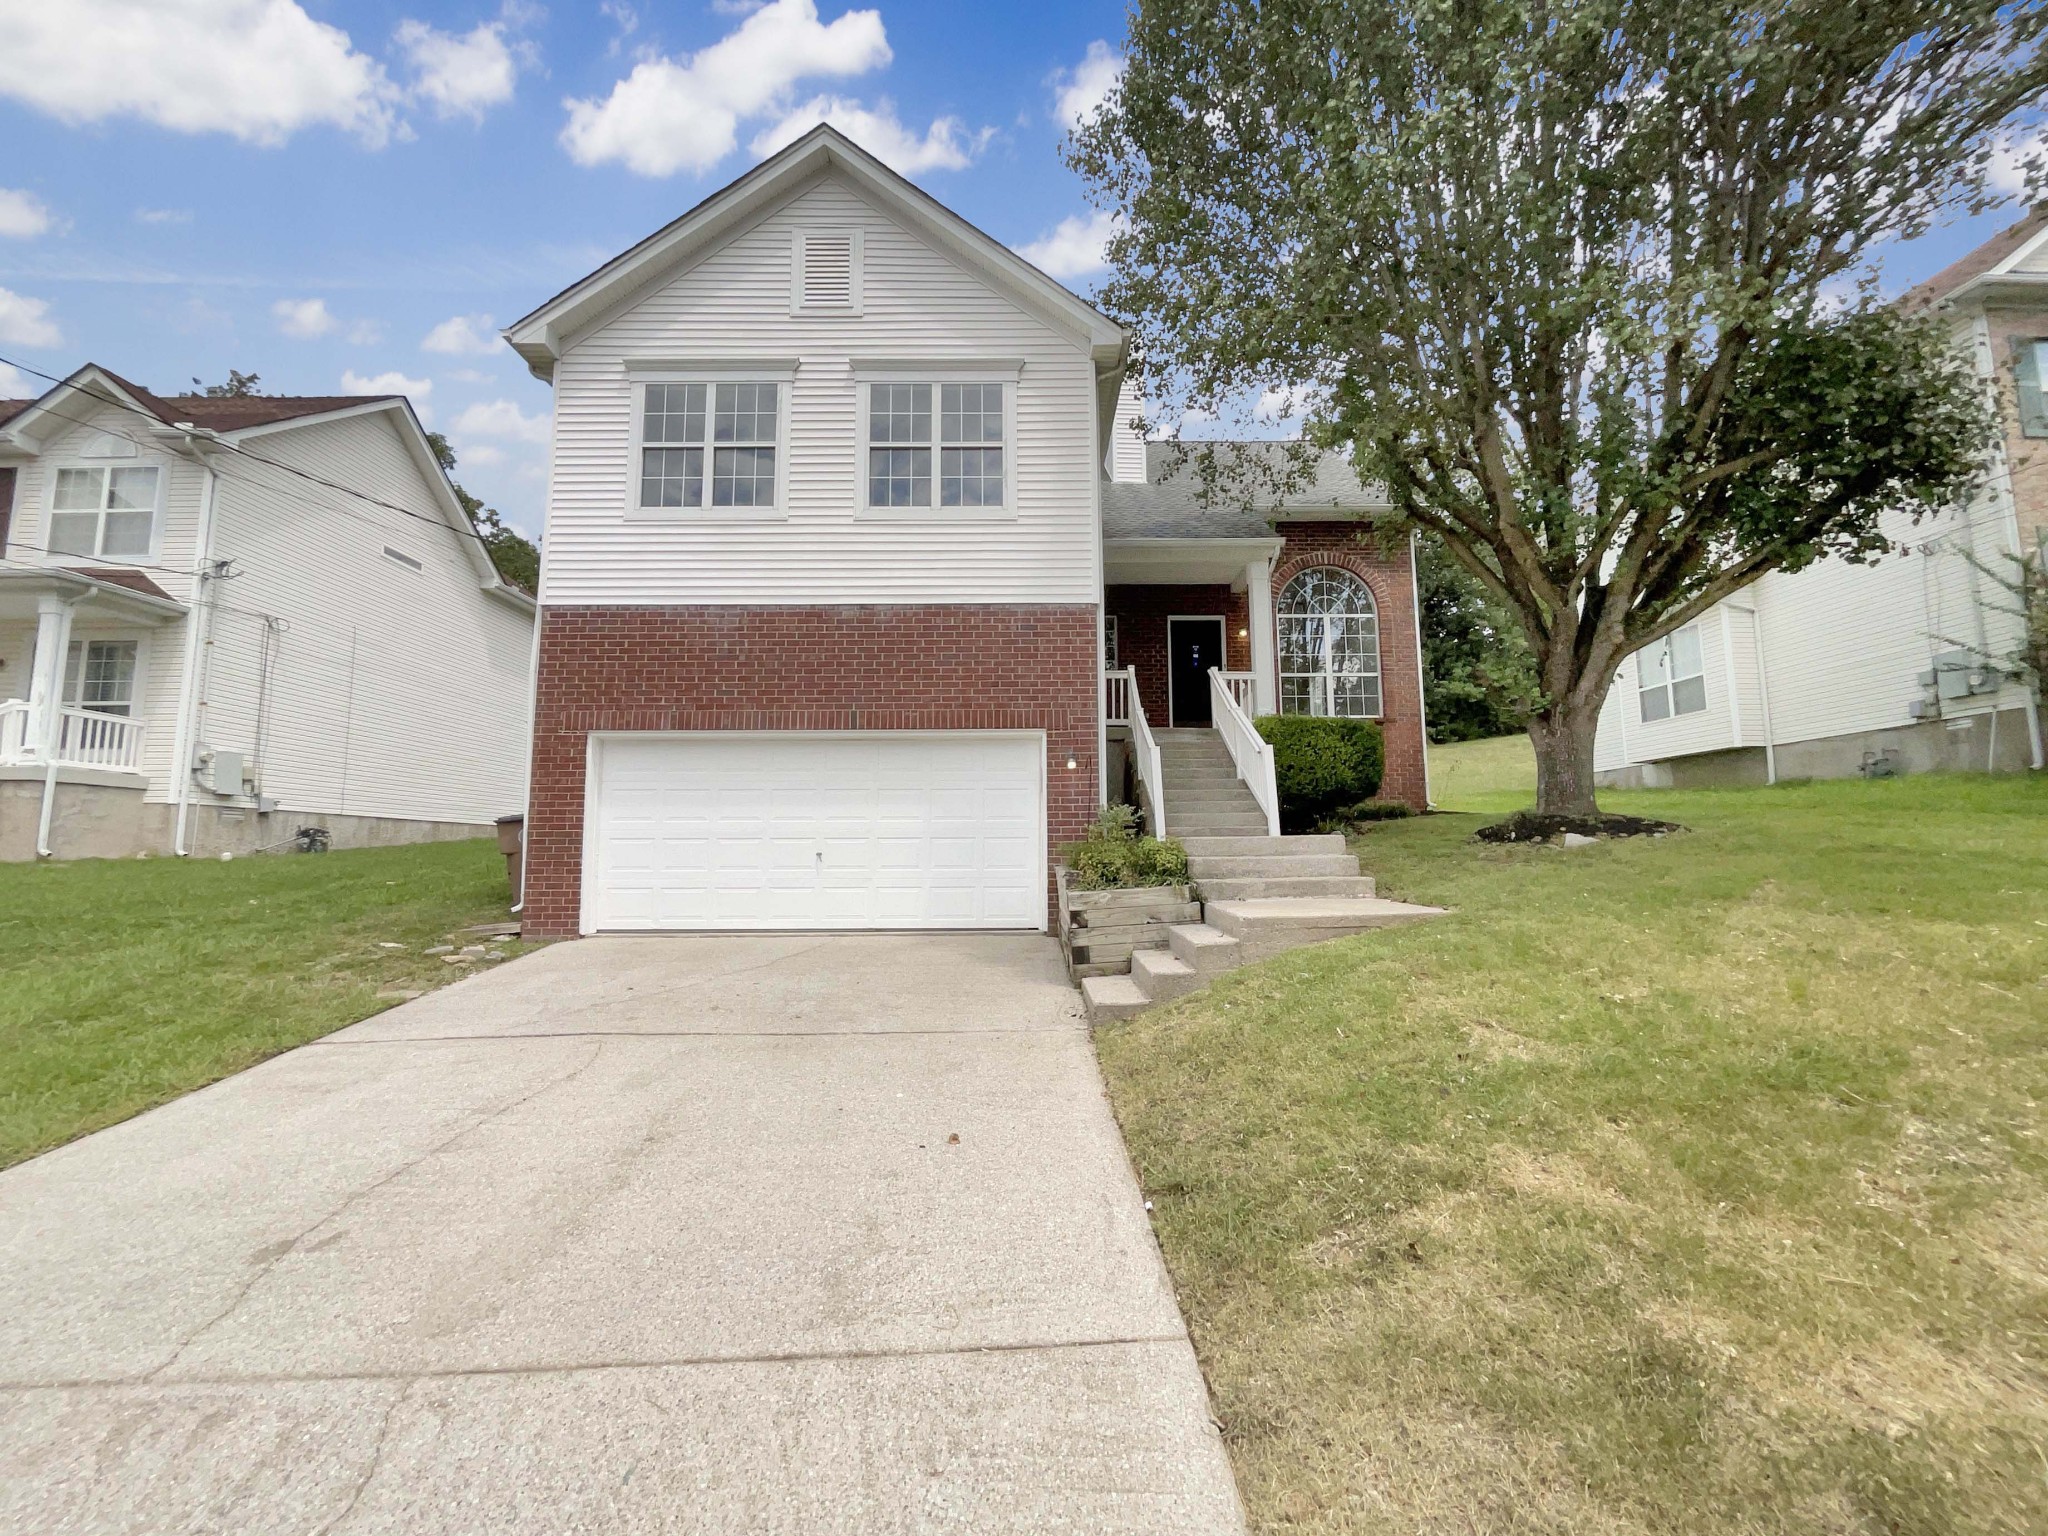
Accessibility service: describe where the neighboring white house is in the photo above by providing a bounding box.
[0,365,537,859]
[1595,218,2048,788]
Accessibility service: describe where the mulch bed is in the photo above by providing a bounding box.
[1473,811,1684,844]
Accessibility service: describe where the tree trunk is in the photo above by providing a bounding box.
[1527,700,1603,817]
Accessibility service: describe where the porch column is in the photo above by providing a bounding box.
[25,594,76,761]
[1245,555,1277,716]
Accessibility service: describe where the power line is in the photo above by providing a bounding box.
[0,355,504,558]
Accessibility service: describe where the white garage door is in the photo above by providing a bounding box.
[586,733,1046,932]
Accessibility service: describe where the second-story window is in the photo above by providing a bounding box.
[638,381,779,510]
[865,382,1005,510]
[49,465,160,559]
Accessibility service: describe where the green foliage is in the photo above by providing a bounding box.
[1340,798,1414,823]
[1073,0,2032,812]
[1063,804,1190,890]
[425,430,540,593]
[1256,715,1385,828]
[1417,537,1537,742]
[187,370,262,398]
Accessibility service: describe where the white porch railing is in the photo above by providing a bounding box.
[1216,670,1257,717]
[1104,668,1133,726]
[0,701,147,772]
[1107,666,1168,837]
[1209,668,1282,837]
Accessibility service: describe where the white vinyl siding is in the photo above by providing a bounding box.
[541,175,1099,606]
[8,403,199,597]
[201,411,533,824]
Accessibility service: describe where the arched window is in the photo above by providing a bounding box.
[1278,567,1382,717]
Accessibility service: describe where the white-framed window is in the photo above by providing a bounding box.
[48,465,161,560]
[63,638,140,717]
[1278,567,1382,717]
[860,380,1010,513]
[629,376,786,516]
[1638,624,1707,722]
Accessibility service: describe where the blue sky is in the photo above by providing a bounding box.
[0,1,2032,540]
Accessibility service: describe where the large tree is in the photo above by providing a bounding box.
[1073,0,2038,814]
[425,431,540,593]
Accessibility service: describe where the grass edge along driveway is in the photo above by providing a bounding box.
[1097,771,2048,1536]
[0,838,529,1169]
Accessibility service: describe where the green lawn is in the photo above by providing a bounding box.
[0,839,528,1168]
[1097,774,2048,1535]
[1427,732,1537,808]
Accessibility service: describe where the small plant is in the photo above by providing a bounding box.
[1254,715,1386,830]
[1336,798,1414,825]
[1062,805,1190,891]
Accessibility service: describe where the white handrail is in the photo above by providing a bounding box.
[1216,670,1257,716]
[1209,668,1281,836]
[0,700,27,763]
[1122,667,1167,836]
[1103,668,1132,726]
[54,708,146,771]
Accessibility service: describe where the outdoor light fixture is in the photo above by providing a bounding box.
[1065,757,1077,770]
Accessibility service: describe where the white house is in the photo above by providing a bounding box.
[1595,216,2048,788]
[504,126,1428,939]
[0,366,537,859]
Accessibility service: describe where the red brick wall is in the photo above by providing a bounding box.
[1103,583,1249,724]
[1271,523,1430,808]
[524,604,1099,937]
[1102,526,1429,808]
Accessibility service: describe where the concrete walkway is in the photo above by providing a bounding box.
[0,934,1245,1534]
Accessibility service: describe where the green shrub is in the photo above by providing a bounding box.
[1062,805,1190,891]
[1254,715,1386,830]
[1343,798,1414,822]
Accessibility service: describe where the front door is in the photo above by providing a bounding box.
[1167,617,1226,727]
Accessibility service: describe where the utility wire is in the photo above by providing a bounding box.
[0,354,504,557]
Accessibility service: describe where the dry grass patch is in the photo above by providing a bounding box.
[1097,775,2048,1535]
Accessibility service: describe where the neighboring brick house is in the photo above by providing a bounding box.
[505,126,1430,938]
[1592,212,2047,790]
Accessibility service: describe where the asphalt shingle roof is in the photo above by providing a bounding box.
[1102,442,1386,540]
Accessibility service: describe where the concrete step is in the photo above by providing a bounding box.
[1171,820,1272,837]
[1186,853,1362,878]
[1080,974,1152,1023]
[1195,874,1378,900]
[1171,794,1264,811]
[1131,947,1202,1003]
[1166,922,1244,975]
[1160,768,1244,783]
[1179,834,1348,857]
[1203,896,1445,954]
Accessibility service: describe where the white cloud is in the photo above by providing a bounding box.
[422,313,499,354]
[1051,40,1122,131]
[395,17,527,122]
[0,1,399,148]
[452,398,549,443]
[459,442,508,467]
[750,96,988,173]
[1988,127,2042,199]
[0,287,61,348]
[0,189,53,239]
[134,207,194,226]
[0,360,32,396]
[343,369,432,398]
[561,0,891,177]
[273,297,338,338]
[1017,209,1119,279]
[346,318,385,345]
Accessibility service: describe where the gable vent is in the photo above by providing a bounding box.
[792,229,862,315]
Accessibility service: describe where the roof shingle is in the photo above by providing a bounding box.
[1102,442,1386,540]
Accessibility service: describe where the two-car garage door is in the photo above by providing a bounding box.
[585,733,1046,932]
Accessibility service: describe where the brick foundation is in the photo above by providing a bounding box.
[523,604,1099,937]
[1102,523,1430,809]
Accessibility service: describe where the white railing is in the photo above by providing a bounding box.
[0,701,146,772]
[1216,670,1257,716]
[0,700,27,763]
[1104,668,1132,726]
[1119,667,1167,837]
[1209,668,1282,837]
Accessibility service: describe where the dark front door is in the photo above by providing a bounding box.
[1167,617,1226,726]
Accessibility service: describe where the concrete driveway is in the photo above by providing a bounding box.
[0,934,1244,1534]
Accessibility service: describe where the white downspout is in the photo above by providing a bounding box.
[170,454,220,857]
[1746,603,1778,785]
